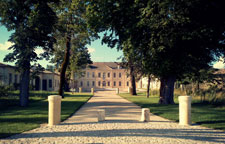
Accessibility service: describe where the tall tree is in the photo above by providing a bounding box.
[86,1,144,95]
[51,35,92,94]
[87,0,225,104]
[53,0,95,97]
[0,0,58,106]
[135,0,225,104]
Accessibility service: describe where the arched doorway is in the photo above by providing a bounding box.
[35,76,40,90]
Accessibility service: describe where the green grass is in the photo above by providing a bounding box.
[0,91,92,139]
[119,92,225,131]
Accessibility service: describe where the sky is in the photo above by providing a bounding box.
[0,26,123,68]
[0,26,224,69]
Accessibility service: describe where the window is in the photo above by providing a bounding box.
[113,81,116,86]
[87,72,89,78]
[98,72,101,78]
[119,81,121,86]
[113,73,116,78]
[80,81,83,87]
[119,73,122,78]
[127,81,129,86]
[9,73,12,85]
[108,73,110,77]
[14,74,18,84]
[102,81,106,86]
[87,81,89,87]
[98,81,101,86]
[92,72,95,77]
[92,81,95,86]
[49,79,52,88]
[108,81,110,86]
[103,72,106,79]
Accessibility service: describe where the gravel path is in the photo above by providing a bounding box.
[1,91,225,144]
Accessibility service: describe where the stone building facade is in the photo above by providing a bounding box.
[33,70,60,91]
[0,62,60,91]
[75,62,131,91]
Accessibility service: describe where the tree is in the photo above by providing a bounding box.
[134,0,225,104]
[86,1,144,95]
[87,0,225,104]
[53,0,95,97]
[0,0,58,106]
[51,36,92,94]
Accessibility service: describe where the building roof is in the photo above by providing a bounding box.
[0,62,60,76]
[214,69,225,75]
[87,62,122,70]
[0,62,15,68]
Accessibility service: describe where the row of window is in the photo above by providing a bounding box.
[80,81,130,87]
[41,79,60,89]
[8,73,19,85]
[7,73,59,89]
[86,72,122,78]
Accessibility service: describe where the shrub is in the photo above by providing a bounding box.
[0,85,9,97]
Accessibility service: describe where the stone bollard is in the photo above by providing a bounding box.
[48,95,62,126]
[91,88,94,94]
[79,87,82,93]
[178,96,192,125]
[116,88,119,94]
[128,87,130,93]
[140,108,150,122]
[97,109,105,122]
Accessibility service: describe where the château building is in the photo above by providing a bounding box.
[75,62,131,91]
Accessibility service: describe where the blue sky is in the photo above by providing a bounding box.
[0,26,123,68]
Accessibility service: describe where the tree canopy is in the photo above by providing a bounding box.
[86,0,225,104]
[0,0,58,106]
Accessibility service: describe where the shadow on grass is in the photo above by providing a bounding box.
[0,93,92,139]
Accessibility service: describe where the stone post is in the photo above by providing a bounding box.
[79,87,82,93]
[178,96,192,125]
[116,88,119,94]
[140,108,150,122]
[97,109,105,122]
[128,87,130,93]
[48,95,62,126]
[91,88,94,94]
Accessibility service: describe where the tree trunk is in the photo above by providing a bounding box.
[130,65,137,95]
[19,62,30,107]
[159,76,176,104]
[59,34,71,98]
[192,82,195,96]
[146,74,151,98]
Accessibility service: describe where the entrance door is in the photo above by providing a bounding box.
[42,79,47,91]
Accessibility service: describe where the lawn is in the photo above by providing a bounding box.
[0,91,92,139]
[119,92,225,131]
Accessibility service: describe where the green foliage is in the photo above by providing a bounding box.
[51,0,96,95]
[0,85,9,97]
[0,0,58,68]
[135,0,225,79]
[0,0,58,106]
[86,0,225,103]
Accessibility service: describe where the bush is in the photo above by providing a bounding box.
[0,85,9,97]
